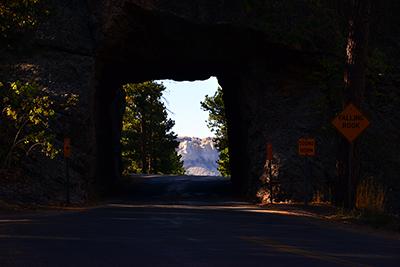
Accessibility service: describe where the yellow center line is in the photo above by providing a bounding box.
[241,236,372,267]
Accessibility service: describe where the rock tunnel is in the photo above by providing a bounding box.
[92,1,317,196]
[1,0,324,200]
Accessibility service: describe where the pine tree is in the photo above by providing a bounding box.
[201,86,230,176]
[121,81,184,175]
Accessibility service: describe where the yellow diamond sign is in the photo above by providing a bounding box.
[332,103,370,143]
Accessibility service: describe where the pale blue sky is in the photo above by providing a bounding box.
[156,77,219,138]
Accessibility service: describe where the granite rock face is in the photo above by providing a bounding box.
[2,0,386,202]
[177,137,220,176]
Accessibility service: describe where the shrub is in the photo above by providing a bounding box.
[356,177,386,213]
[0,81,57,168]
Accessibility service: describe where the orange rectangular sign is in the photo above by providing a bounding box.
[298,138,315,156]
[64,138,71,158]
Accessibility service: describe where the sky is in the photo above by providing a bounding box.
[156,77,219,138]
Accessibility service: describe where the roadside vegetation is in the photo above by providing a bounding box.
[121,81,184,175]
[201,86,230,177]
[0,0,48,50]
[1,0,52,183]
[1,1,54,165]
[0,81,57,169]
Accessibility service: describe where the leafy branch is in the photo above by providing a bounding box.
[0,81,57,169]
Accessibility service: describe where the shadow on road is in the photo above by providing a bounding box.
[114,175,236,204]
[1,175,400,266]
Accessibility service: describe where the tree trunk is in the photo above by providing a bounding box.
[140,117,148,174]
[335,0,371,209]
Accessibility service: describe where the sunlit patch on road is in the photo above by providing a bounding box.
[107,203,319,218]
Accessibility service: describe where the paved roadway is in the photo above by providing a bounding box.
[0,175,399,267]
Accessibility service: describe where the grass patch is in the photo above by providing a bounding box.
[329,208,400,232]
[355,210,400,231]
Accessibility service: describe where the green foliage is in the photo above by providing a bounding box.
[201,86,230,176]
[0,0,48,48]
[217,147,230,177]
[0,81,57,168]
[121,81,184,175]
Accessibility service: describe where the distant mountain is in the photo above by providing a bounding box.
[176,137,220,176]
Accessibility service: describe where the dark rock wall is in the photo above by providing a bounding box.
[0,0,96,202]
[1,0,362,201]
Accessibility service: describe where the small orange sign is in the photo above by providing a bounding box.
[64,138,71,158]
[298,138,315,156]
[332,103,370,143]
[267,143,273,161]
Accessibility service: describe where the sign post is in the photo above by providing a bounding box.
[298,138,316,206]
[266,143,273,203]
[64,138,71,205]
[332,103,370,208]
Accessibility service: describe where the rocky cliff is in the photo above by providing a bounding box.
[177,137,219,176]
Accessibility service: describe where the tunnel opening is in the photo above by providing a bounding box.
[119,78,224,177]
[94,74,235,197]
[121,78,225,177]
[92,2,316,198]
[91,5,251,195]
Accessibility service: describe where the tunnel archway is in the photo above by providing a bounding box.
[92,2,315,196]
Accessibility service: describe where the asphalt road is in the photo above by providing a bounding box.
[0,175,399,267]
